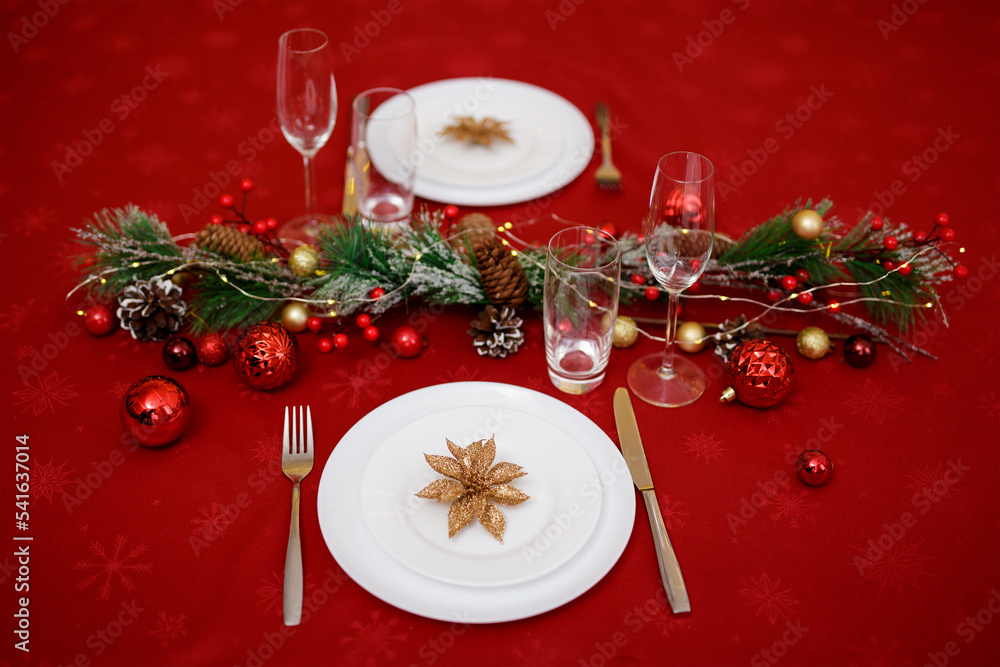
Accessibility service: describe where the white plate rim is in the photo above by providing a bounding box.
[316,381,636,623]
[406,78,595,206]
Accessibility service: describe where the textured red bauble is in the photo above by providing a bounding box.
[84,305,116,336]
[843,334,876,368]
[239,179,254,192]
[883,236,898,251]
[935,212,949,227]
[306,316,323,333]
[391,325,424,358]
[363,325,380,342]
[233,321,300,390]
[722,339,794,408]
[356,313,372,328]
[317,337,333,354]
[334,333,349,348]
[444,205,459,220]
[939,228,955,242]
[162,336,197,371]
[781,275,799,291]
[119,375,191,447]
[219,194,234,208]
[195,333,229,366]
[796,449,833,486]
[644,287,660,301]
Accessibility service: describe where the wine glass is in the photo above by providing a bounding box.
[627,152,715,407]
[277,28,337,243]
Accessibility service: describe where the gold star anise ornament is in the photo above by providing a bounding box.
[438,116,514,147]
[415,436,529,543]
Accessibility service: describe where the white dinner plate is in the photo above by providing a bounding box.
[316,382,635,623]
[406,78,595,206]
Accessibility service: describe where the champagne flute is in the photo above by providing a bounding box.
[277,28,337,242]
[627,152,715,407]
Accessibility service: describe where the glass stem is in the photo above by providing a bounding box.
[302,154,317,214]
[659,291,680,379]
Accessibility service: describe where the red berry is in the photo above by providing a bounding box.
[210,214,223,225]
[914,231,927,243]
[333,333,349,348]
[940,228,955,242]
[253,220,268,235]
[84,305,115,336]
[630,274,646,285]
[583,232,596,245]
[317,337,333,354]
[898,263,912,276]
[370,287,385,299]
[356,313,372,328]
[391,325,423,359]
[797,291,814,305]
[954,265,968,279]
[884,236,898,251]
[306,316,323,333]
[266,217,278,230]
[827,301,841,313]
[690,258,701,271]
[599,222,618,238]
[935,212,949,227]
[882,260,896,272]
[219,194,234,208]
[239,179,254,192]
[688,280,701,293]
[644,287,660,301]
[781,275,799,291]
[766,289,783,302]
[237,224,251,234]
[444,205,459,220]
[795,268,810,283]
[363,325,380,342]
[870,217,883,231]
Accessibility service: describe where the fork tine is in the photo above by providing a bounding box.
[305,406,312,453]
[283,406,290,455]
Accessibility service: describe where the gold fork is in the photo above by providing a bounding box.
[282,405,314,626]
[594,102,622,191]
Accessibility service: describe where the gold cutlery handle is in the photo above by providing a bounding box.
[642,489,690,614]
[283,480,304,625]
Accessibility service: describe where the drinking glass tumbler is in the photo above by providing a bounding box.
[543,227,621,394]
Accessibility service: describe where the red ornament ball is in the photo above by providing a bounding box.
[444,204,459,220]
[940,228,955,242]
[391,325,424,359]
[883,236,899,251]
[334,333,349,349]
[935,212,949,227]
[233,321,300,390]
[306,316,323,333]
[317,337,333,354]
[363,325,380,342]
[84,305,115,336]
[162,336,197,371]
[119,375,191,447]
[356,313,372,328]
[644,287,660,301]
[722,339,794,408]
[195,333,229,366]
[796,449,833,486]
[781,275,799,291]
[219,194,234,208]
[843,334,876,368]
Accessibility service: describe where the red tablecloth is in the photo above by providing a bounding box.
[2,1,999,666]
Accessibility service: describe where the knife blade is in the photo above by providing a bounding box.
[613,386,691,614]
[341,146,357,216]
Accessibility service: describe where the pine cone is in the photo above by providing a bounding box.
[474,237,528,308]
[469,305,524,359]
[713,315,765,363]
[453,212,496,246]
[116,277,187,342]
[193,224,266,262]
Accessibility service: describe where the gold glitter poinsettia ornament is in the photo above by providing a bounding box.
[415,436,529,543]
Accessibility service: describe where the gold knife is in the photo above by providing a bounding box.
[613,387,691,614]
[341,146,357,216]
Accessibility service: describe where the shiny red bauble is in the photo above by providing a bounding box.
[120,375,191,447]
[724,339,794,408]
[869,217,883,231]
[939,228,955,242]
[356,313,372,328]
[954,265,969,279]
[391,325,424,359]
[363,325,380,342]
[306,316,323,333]
[796,449,834,486]
[843,334,876,368]
[444,205,459,220]
[935,212,949,227]
[883,236,898,251]
[219,194,234,208]
[84,305,116,336]
[781,275,799,291]
[233,321,300,390]
[796,292,814,305]
[630,274,646,285]
[334,333,349,349]
[239,179,254,192]
[643,287,660,301]
[317,337,333,354]
[162,336,197,371]
[370,287,385,299]
[195,333,229,366]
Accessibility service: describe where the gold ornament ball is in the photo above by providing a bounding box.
[612,316,639,348]
[281,302,310,333]
[676,321,706,353]
[796,326,832,360]
[791,209,824,240]
[288,244,319,277]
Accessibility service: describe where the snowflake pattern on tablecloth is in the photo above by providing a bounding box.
[682,430,726,462]
[13,372,78,416]
[14,344,33,360]
[509,635,559,665]
[843,379,905,425]
[249,433,281,466]
[323,360,391,408]
[73,534,153,600]
[979,391,1000,419]
[147,611,188,647]
[738,572,799,625]
[659,494,689,530]
[436,365,482,383]
[904,464,961,507]
[972,330,999,365]
[848,634,908,667]
[0,299,37,331]
[10,205,57,236]
[567,390,605,419]
[109,381,131,398]
[190,502,237,541]
[852,536,932,595]
[932,381,954,397]
[768,489,818,529]
[339,609,408,667]
[32,458,74,502]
